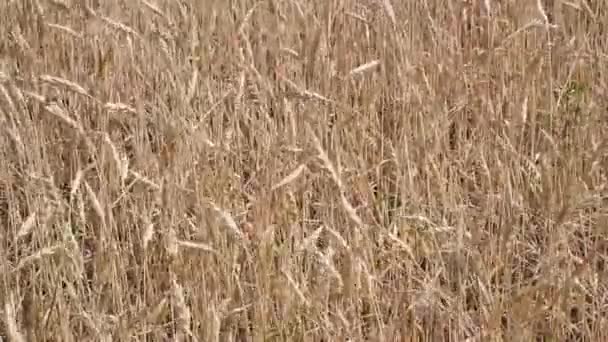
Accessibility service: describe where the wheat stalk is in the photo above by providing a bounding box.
[5,294,26,342]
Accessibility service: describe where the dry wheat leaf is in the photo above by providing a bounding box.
[271,164,308,190]
[381,0,397,26]
[349,60,381,76]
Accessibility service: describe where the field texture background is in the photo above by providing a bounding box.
[1,0,607,341]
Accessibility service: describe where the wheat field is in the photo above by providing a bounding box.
[0,0,607,341]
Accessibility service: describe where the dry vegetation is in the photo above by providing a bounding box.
[0,0,607,341]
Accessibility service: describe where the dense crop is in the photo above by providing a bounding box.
[1,1,607,340]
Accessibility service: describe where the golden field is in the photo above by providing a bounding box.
[0,0,607,341]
